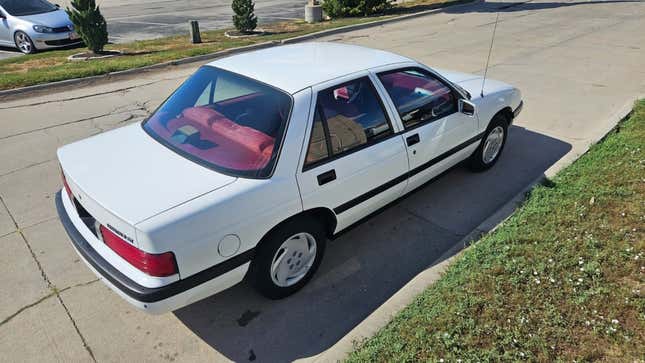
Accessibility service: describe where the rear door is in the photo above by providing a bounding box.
[296,73,409,232]
[374,67,478,191]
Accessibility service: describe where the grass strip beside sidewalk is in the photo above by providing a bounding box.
[0,0,463,91]
[347,101,645,361]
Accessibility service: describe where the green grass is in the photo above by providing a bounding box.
[347,101,645,362]
[0,0,465,91]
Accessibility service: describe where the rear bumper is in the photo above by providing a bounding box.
[56,191,252,314]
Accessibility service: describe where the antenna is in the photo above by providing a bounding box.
[481,12,500,98]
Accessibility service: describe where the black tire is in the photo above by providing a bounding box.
[468,113,509,171]
[14,31,36,54]
[248,217,326,299]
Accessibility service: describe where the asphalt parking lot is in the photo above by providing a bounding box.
[0,0,644,362]
[63,0,304,42]
[0,0,303,58]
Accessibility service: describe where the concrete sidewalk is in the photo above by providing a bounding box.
[1,0,644,361]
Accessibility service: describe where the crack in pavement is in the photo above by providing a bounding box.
[0,75,185,110]
[0,160,52,179]
[0,103,150,141]
[403,208,467,239]
[0,195,97,362]
[0,279,100,328]
[0,291,56,327]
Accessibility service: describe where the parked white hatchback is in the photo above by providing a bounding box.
[57,42,522,314]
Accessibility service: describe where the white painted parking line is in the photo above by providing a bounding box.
[107,11,195,22]
[110,20,176,26]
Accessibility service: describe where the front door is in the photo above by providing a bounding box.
[375,68,478,191]
[296,74,409,232]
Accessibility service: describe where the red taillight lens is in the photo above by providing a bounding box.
[99,225,178,277]
[61,169,73,200]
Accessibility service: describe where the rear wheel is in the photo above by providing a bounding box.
[249,217,326,299]
[14,31,36,54]
[468,113,508,171]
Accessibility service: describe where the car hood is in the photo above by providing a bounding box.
[19,9,71,27]
[57,123,237,225]
[435,68,514,99]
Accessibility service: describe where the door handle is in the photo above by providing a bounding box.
[406,134,420,146]
[317,170,336,186]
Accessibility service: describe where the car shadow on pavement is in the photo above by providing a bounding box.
[175,125,571,362]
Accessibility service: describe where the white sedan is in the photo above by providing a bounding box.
[57,42,522,314]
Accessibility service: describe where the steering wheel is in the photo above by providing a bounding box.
[431,98,450,117]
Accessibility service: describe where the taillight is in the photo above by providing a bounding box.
[99,225,178,277]
[61,169,73,200]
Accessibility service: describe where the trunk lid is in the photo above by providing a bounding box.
[58,123,237,226]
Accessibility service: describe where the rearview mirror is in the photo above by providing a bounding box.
[459,99,476,116]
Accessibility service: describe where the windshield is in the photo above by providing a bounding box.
[143,66,293,179]
[0,0,57,16]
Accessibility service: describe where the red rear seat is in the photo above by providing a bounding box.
[211,118,274,155]
[148,107,275,171]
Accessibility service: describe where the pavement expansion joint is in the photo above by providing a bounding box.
[0,195,97,362]
[403,208,467,239]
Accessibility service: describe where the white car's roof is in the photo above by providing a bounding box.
[207,42,413,94]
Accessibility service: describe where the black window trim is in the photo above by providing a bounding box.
[302,76,397,172]
[376,67,464,133]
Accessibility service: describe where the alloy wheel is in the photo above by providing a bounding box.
[15,32,33,54]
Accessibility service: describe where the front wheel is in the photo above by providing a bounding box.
[248,217,326,299]
[468,113,508,171]
[14,31,36,54]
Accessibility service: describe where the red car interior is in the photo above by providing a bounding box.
[148,99,276,171]
[380,71,452,103]
[380,71,435,91]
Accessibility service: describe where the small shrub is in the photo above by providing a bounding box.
[66,0,108,53]
[322,0,392,18]
[232,0,258,33]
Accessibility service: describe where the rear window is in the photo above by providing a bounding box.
[143,66,292,178]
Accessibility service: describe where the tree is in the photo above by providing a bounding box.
[232,0,258,34]
[322,0,392,18]
[66,0,108,54]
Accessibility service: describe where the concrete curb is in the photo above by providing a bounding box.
[297,96,641,362]
[296,174,545,363]
[0,0,479,101]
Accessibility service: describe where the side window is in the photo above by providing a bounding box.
[303,77,393,168]
[305,109,329,165]
[318,77,392,155]
[378,69,457,129]
[194,81,214,106]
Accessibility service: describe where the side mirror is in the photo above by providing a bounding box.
[55,4,61,8]
[0,12,6,19]
[459,99,476,116]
